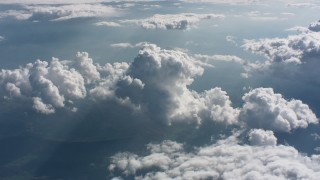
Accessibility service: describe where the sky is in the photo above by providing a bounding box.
[0,0,320,179]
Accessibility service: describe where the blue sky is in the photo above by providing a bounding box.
[0,0,320,179]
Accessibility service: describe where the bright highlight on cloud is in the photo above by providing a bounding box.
[121,13,225,30]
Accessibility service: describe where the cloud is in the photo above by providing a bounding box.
[311,133,320,141]
[0,36,4,42]
[0,43,240,127]
[0,4,120,21]
[242,20,320,80]
[243,31,320,65]
[1,43,317,134]
[287,3,320,8]
[110,42,147,49]
[309,20,320,32]
[240,88,318,132]
[109,131,320,180]
[115,43,239,125]
[248,128,277,146]
[194,54,245,64]
[0,52,106,113]
[0,0,108,4]
[181,0,262,5]
[246,11,287,21]
[32,97,55,114]
[226,35,238,45]
[121,13,224,30]
[94,21,122,27]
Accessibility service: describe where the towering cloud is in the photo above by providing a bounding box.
[116,43,239,125]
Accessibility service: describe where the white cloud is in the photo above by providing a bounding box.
[243,31,320,65]
[0,36,5,42]
[32,97,55,114]
[246,11,287,21]
[73,52,100,84]
[0,0,106,4]
[194,54,245,64]
[240,88,318,132]
[181,0,262,5]
[94,21,122,27]
[115,43,239,125]
[121,13,224,30]
[0,43,240,126]
[241,20,320,83]
[0,4,120,21]
[0,53,96,113]
[110,42,147,49]
[287,3,320,8]
[109,131,320,180]
[248,129,277,146]
[1,44,317,134]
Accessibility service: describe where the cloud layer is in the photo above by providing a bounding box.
[242,20,320,76]
[0,4,120,21]
[1,44,317,132]
[121,13,224,30]
[109,130,320,180]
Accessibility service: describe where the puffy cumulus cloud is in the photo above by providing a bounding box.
[0,4,120,21]
[109,131,320,180]
[240,88,318,132]
[0,48,122,115]
[248,129,277,146]
[115,43,239,125]
[0,52,105,114]
[243,32,320,65]
[0,43,240,127]
[121,13,224,30]
[89,62,129,100]
[1,43,318,133]
[242,21,320,76]
[73,52,100,83]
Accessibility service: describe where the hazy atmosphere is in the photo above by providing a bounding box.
[0,0,319,179]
